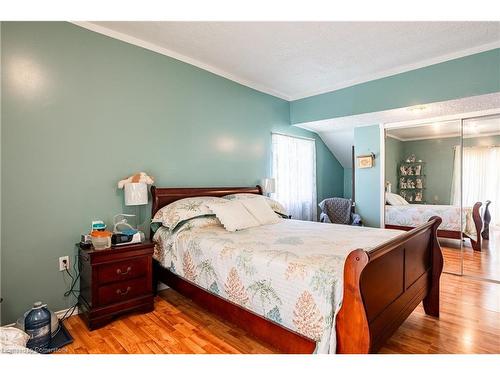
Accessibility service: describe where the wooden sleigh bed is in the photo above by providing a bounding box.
[385,201,491,251]
[151,185,443,354]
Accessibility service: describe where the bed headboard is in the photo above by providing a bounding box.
[150,185,263,217]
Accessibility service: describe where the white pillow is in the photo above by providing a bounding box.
[396,194,409,205]
[223,193,288,217]
[239,197,281,225]
[207,200,260,232]
[386,193,409,206]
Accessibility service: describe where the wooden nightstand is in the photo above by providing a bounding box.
[78,241,154,330]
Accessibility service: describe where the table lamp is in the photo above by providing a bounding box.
[261,178,276,197]
[117,172,155,233]
[124,183,148,206]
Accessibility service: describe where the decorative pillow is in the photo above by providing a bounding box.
[151,196,227,230]
[175,215,222,233]
[206,200,260,232]
[223,193,288,217]
[239,197,281,225]
[386,193,409,206]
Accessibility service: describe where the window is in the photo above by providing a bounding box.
[271,133,316,221]
[451,145,500,226]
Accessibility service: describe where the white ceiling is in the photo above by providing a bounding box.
[77,21,500,100]
[387,116,500,141]
[298,93,500,167]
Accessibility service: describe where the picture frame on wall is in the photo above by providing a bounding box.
[357,153,375,168]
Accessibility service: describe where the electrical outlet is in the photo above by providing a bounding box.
[59,256,70,272]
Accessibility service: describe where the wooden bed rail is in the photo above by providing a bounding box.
[336,216,443,353]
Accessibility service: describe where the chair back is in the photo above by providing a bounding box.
[319,197,352,224]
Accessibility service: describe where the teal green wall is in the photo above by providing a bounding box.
[0,22,343,324]
[317,145,344,201]
[343,168,352,200]
[464,134,500,147]
[290,49,500,124]
[354,125,381,227]
[384,135,500,205]
[400,137,460,204]
[384,136,402,192]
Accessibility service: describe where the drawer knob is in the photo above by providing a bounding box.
[116,286,131,296]
[116,266,132,275]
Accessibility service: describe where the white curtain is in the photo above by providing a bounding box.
[451,145,500,226]
[271,133,317,221]
[450,146,461,207]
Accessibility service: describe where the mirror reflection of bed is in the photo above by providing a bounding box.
[384,115,500,281]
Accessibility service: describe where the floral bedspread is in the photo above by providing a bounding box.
[385,204,476,239]
[153,219,403,353]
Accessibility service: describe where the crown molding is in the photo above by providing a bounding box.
[71,21,291,101]
[386,133,405,141]
[384,108,500,129]
[72,22,499,103]
[288,40,500,101]
[387,130,500,142]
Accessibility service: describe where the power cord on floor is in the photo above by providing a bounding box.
[60,255,81,323]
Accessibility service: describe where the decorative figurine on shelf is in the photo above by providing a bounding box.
[415,165,422,176]
[415,192,423,202]
[400,177,406,188]
[409,180,415,189]
[407,166,414,175]
[416,178,423,189]
[409,154,416,163]
[408,195,413,202]
[400,165,407,175]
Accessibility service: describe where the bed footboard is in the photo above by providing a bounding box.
[469,202,483,251]
[482,200,491,240]
[336,216,443,353]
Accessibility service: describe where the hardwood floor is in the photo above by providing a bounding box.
[442,226,500,281]
[59,289,275,354]
[59,271,500,354]
[380,273,500,354]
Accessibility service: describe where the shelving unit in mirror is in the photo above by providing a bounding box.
[398,155,426,204]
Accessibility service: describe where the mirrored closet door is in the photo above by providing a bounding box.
[385,120,463,275]
[385,113,500,281]
[462,114,500,282]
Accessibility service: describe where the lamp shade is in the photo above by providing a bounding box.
[124,182,148,206]
[261,178,276,194]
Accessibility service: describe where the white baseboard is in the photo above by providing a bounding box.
[55,306,80,320]
[2,305,80,328]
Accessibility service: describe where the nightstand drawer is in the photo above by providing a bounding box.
[78,241,154,330]
[97,256,149,284]
[97,278,150,306]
